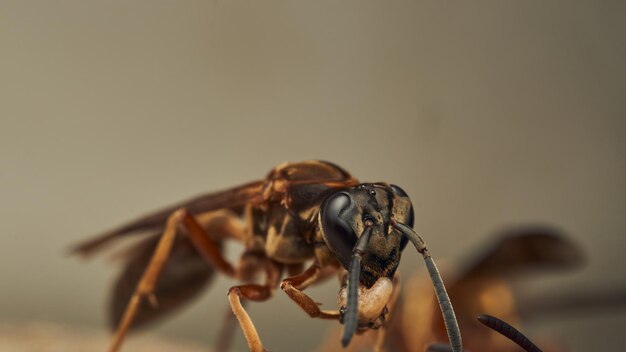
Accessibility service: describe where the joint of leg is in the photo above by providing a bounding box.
[279,280,291,291]
[136,285,153,296]
[171,208,189,221]
[306,309,321,318]
[227,286,241,297]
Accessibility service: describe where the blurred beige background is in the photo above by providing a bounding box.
[1,1,625,351]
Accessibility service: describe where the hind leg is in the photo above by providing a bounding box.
[109,208,240,352]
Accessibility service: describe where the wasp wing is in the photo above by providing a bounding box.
[441,227,584,351]
[109,232,218,331]
[72,180,263,256]
[453,226,584,283]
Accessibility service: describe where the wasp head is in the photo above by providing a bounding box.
[318,183,414,346]
[319,183,414,286]
[319,183,462,351]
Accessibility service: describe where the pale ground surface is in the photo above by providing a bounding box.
[0,322,208,352]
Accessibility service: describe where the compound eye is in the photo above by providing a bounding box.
[389,184,414,228]
[390,184,409,198]
[320,191,358,270]
[390,184,414,251]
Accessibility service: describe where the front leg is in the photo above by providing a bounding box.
[228,285,272,352]
[228,260,282,352]
[280,263,341,319]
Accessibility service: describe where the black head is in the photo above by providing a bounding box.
[319,183,414,285]
[319,184,462,351]
[319,183,414,346]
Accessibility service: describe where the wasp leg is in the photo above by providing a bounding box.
[228,260,282,352]
[228,285,271,352]
[215,301,246,352]
[109,208,239,352]
[215,252,267,352]
[280,263,341,320]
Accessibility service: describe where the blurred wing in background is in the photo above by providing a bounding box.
[455,226,584,283]
[382,226,585,352]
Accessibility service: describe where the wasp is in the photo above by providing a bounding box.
[73,160,462,352]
